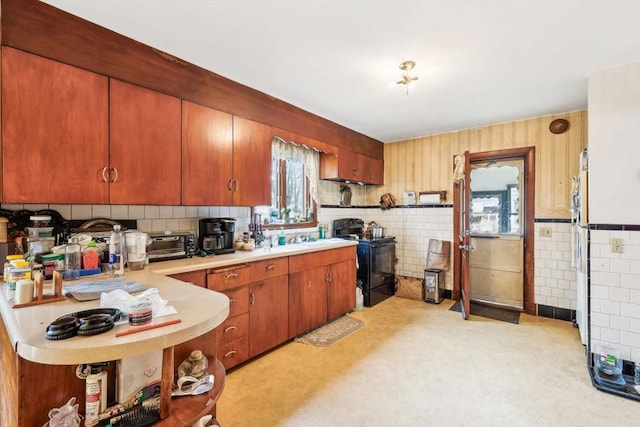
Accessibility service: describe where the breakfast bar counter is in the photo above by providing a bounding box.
[0,270,230,426]
[0,270,230,365]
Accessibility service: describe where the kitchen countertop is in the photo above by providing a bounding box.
[148,238,358,276]
[0,269,229,365]
[0,238,356,366]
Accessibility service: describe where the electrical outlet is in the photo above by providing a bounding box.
[539,227,552,238]
[611,238,624,253]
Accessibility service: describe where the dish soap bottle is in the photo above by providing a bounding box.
[108,225,124,277]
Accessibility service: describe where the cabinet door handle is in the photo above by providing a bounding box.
[227,179,233,191]
[224,273,239,280]
[101,166,109,183]
[111,167,119,183]
[266,265,276,271]
[325,272,332,283]
[224,350,237,358]
[224,325,236,333]
[233,179,239,192]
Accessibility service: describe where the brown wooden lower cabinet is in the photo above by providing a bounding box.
[249,275,289,357]
[289,266,329,338]
[194,247,355,370]
[168,269,207,288]
[289,246,357,339]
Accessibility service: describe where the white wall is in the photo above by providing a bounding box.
[587,60,640,361]
[588,61,640,225]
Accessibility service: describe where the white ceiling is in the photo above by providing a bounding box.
[43,1,640,143]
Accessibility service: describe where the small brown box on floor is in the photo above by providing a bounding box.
[395,275,424,301]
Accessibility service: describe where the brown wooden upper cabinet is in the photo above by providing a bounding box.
[182,100,272,206]
[109,79,181,205]
[1,47,109,204]
[1,48,182,205]
[319,148,384,185]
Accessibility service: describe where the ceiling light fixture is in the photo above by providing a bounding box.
[394,60,418,95]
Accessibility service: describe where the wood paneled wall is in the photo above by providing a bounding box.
[380,110,587,219]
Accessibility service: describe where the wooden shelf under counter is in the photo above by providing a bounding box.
[156,357,226,426]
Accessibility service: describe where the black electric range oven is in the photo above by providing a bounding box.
[333,218,396,307]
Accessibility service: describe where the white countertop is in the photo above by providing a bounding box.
[148,238,358,275]
[0,270,229,365]
[0,238,356,365]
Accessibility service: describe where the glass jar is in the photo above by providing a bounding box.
[64,237,81,281]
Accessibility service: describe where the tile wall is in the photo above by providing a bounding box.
[589,229,640,362]
[534,221,576,311]
[0,203,252,236]
[3,199,590,321]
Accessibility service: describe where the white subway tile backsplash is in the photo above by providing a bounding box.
[158,206,173,219]
[70,205,92,219]
[144,206,160,219]
[129,205,146,219]
[91,205,111,218]
[110,205,129,220]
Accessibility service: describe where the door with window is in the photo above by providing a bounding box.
[469,157,525,309]
[453,147,536,315]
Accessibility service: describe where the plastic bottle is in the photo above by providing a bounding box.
[3,254,24,282]
[85,366,107,425]
[278,230,286,246]
[82,241,102,270]
[7,260,31,291]
[64,237,81,280]
[108,224,125,277]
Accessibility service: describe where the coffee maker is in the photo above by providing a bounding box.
[198,218,236,254]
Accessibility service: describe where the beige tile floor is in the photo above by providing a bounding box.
[217,297,639,427]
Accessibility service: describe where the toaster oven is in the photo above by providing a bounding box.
[147,232,195,262]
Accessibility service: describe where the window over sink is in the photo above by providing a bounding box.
[254,137,319,229]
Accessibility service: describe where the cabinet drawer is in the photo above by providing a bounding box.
[224,285,249,318]
[207,264,251,291]
[250,257,288,281]
[289,246,356,273]
[217,336,249,370]
[216,312,249,344]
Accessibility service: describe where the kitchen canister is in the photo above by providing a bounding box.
[128,299,153,327]
[15,279,34,304]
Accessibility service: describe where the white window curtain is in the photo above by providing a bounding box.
[272,136,320,203]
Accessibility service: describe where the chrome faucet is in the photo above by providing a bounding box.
[293,232,303,244]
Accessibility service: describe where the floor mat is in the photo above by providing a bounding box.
[449,300,520,324]
[294,315,365,346]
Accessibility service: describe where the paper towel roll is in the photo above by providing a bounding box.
[419,193,441,204]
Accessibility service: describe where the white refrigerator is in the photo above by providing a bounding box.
[572,159,588,345]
